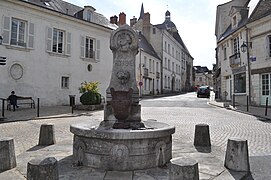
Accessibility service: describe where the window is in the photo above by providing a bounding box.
[86,10,92,22]
[80,36,100,60]
[234,73,246,93]
[164,41,167,52]
[149,59,152,73]
[223,46,227,60]
[172,62,174,72]
[153,28,156,34]
[11,18,26,47]
[233,37,240,55]
[165,57,167,68]
[262,74,270,96]
[164,76,167,88]
[233,16,237,26]
[168,59,170,70]
[268,35,271,57]
[53,29,64,53]
[85,37,94,58]
[2,16,35,48]
[47,27,71,55]
[172,47,174,58]
[61,77,69,89]
[168,44,170,55]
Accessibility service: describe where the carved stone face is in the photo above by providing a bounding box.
[117,33,132,51]
[117,71,130,84]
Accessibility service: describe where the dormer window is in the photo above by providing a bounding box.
[233,16,237,26]
[86,10,92,22]
[83,6,95,22]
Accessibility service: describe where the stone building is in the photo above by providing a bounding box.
[215,0,271,106]
[194,66,213,87]
[130,4,194,94]
[0,0,117,106]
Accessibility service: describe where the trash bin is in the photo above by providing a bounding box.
[69,95,75,106]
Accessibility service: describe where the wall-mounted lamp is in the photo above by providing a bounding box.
[240,41,252,53]
[0,36,3,45]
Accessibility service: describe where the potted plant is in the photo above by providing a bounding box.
[79,81,101,105]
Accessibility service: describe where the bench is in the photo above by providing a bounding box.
[7,97,35,111]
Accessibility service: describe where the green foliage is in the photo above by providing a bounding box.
[79,81,100,94]
[80,91,101,105]
[79,81,101,105]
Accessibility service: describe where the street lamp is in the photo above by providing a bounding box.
[240,41,252,105]
[240,41,252,53]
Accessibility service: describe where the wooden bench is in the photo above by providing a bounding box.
[7,97,35,111]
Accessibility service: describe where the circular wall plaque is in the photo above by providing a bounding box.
[10,63,23,80]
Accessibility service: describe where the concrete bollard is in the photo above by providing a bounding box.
[0,138,17,172]
[224,137,250,172]
[38,124,56,146]
[194,124,211,147]
[169,157,199,180]
[27,157,59,180]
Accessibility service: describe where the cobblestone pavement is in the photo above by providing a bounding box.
[1,93,270,158]
[1,93,271,179]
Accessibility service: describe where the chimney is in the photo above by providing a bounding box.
[130,16,137,27]
[110,15,118,25]
[143,12,150,25]
[119,12,126,25]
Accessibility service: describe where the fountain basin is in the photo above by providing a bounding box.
[70,120,175,171]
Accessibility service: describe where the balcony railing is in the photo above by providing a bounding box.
[143,68,149,77]
[229,53,241,68]
[156,72,160,79]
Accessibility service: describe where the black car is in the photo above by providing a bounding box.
[197,86,210,98]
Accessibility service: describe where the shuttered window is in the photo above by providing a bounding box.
[46,27,71,55]
[80,36,100,61]
[2,16,34,48]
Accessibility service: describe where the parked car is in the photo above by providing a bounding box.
[197,86,210,98]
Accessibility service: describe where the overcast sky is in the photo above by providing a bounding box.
[68,0,258,69]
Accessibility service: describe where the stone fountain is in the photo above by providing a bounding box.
[70,25,175,171]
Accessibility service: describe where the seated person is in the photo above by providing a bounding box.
[7,91,19,111]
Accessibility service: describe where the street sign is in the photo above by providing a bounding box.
[0,56,6,66]
[139,81,143,86]
[250,56,256,62]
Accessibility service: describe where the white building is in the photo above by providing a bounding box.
[0,0,116,106]
[131,5,194,94]
[215,0,271,106]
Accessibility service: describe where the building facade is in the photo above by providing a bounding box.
[0,0,116,106]
[194,66,213,87]
[215,0,271,105]
[130,5,194,94]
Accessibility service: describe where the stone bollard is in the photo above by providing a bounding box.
[224,137,250,172]
[0,138,17,172]
[27,157,59,180]
[169,157,199,180]
[38,124,56,146]
[194,124,211,147]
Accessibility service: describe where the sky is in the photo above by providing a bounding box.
[68,0,258,70]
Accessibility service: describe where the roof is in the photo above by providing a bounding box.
[138,33,160,60]
[194,66,210,73]
[139,3,144,20]
[154,21,192,59]
[20,0,117,29]
[248,0,271,23]
[155,19,177,30]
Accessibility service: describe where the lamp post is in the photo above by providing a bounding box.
[241,41,252,105]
